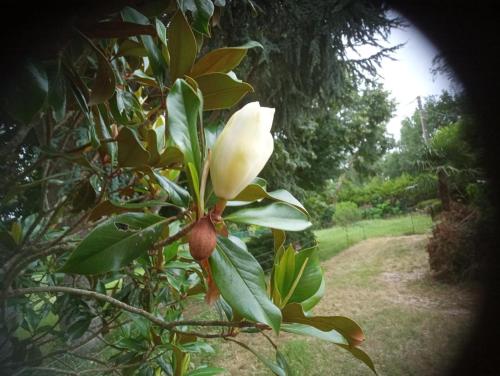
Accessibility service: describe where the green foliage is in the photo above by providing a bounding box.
[209,1,402,195]
[378,91,471,179]
[333,201,361,226]
[335,173,436,217]
[0,3,377,375]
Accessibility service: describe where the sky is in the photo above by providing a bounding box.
[347,11,454,140]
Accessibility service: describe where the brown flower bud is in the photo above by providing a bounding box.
[188,216,217,261]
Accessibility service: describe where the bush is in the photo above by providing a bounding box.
[336,173,437,214]
[333,201,361,226]
[426,203,484,281]
[303,191,334,228]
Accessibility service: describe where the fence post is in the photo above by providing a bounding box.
[409,211,416,234]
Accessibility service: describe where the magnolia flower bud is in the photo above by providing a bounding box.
[188,216,217,261]
[210,101,275,200]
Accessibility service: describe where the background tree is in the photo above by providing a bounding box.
[208,0,403,195]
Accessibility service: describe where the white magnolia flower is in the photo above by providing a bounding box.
[210,101,275,200]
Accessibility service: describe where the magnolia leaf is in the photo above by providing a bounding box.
[190,41,263,77]
[146,126,165,165]
[0,60,48,124]
[337,344,377,374]
[209,236,282,332]
[272,229,286,251]
[122,7,165,84]
[47,62,67,122]
[157,146,184,168]
[117,127,150,167]
[195,72,253,111]
[152,171,191,207]
[230,182,307,214]
[181,0,215,36]
[60,213,166,274]
[167,11,197,81]
[281,303,365,347]
[187,366,225,376]
[167,79,202,174]
[77,32,116,106]
[89,199,176,222]
[117,39,148,57]
[94,105,117,166]
[281,323,348,345]
[282,321,376,373]
[300,276,325,312]
[225,203,312,231]
[287,246,324,307]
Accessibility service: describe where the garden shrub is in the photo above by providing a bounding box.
[332,201,362,226]
[426,203,484,281]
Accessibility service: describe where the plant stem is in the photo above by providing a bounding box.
[1,286,269,332]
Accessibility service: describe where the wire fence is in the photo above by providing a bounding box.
[236,212,428,273]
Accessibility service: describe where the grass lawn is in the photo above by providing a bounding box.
[315,213,433,261]
[191,230,479,375]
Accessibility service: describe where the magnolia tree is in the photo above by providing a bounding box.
[0,4,374,375]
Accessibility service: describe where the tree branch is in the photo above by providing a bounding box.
[155,221,196,248]
[1,286,269,332]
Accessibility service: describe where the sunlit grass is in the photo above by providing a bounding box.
[315,213,433,261]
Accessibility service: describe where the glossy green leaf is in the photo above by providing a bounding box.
[230,182,307,214]
[117,127,150,167]
[300,276,325,312]
[272,229,286,251]
[167,11,197,81]
[0,60,48,124]
[132,70,158,87]
[167,79,202,174]
[89,199,177,222]
[146,126,165,165]
[157,146,184,168]
[191,41,262,77]
[282,303,365,347]
[110,89,145,125]
[77,33,116,106]
[225,203,312,231]
[274,246,296,304]
[203,121,223,149]
[94,105,117,166]
[337,344,377,374]
[152,171,191,207]
[181,0,215,36]
[287,247,323,306]
[117,39,148,57]
[281,323,348,345]
[187,366,225,376]
[47,62,67,122]
[60,213,166,274]
[155,18,167,48]
[209,236,282,332]
[195,72,253,111]
[122,7,165,84]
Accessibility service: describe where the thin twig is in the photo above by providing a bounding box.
[1,286,269,332]
[154,221,196,248]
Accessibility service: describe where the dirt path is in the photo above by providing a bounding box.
[200,235,480,375]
